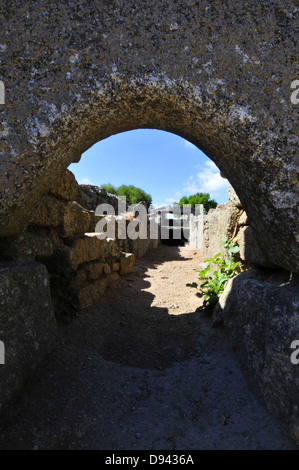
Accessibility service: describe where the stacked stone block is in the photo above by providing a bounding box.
[0,170,137,320]
[0,169,160,320]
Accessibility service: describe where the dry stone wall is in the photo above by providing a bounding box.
[0,168,160,409]
[187,185,277,270]
[8,169,158,319]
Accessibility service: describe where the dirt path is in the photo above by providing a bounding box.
[0,245,296,450]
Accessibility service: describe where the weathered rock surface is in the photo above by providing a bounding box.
[203,186,276,269]
[238,210,249,226]
[235,225,276,268]
[76,186,127,214]
[60,201,92,238]
[213,268,299,445]
[84,261,104,281]
[67,235,119,266]
[119,253,135,275]
[49,170,78,202]
[49,245,80,273]
[77,278,108,310]
[0,261,57,411]
[30,195,65,229]
[203,202,240,260]
[227,185,243,208]
[0,230,53,260]
[0,1,298,273]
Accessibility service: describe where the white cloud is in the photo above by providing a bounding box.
[205,160,218,170]
[151,202,168,209]
[165,197,177,203]
[183,160,229,198]
[80,177,93,185]
[152,197,177,209]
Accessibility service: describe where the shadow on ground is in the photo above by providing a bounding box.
[69,245,206,369]
[0,245,296,450]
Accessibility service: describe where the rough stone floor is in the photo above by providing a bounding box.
[0,245,296,450]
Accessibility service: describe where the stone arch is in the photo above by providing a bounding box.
[0,1,298,273]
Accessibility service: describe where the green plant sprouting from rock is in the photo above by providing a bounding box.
[187,238,240,311]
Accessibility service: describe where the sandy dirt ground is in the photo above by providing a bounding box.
[0,244,296,450]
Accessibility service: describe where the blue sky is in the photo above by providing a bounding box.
[68,129,229,208]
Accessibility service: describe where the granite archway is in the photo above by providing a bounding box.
[0,0,298,274]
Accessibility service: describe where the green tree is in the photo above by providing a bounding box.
[178,196,189,206]
[178,192,217,213]
[116,185,152,209]
[100,183,117,194]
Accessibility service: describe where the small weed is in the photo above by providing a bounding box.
[187,238,240,311]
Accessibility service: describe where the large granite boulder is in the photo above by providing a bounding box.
[213,268,299,445]
[0,261,57,410]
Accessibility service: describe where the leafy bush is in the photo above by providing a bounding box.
[116,185,152,209]
[99,183,117,194]
[99,184,152,209]
[187,238,240,311]
[176,192,217,213]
